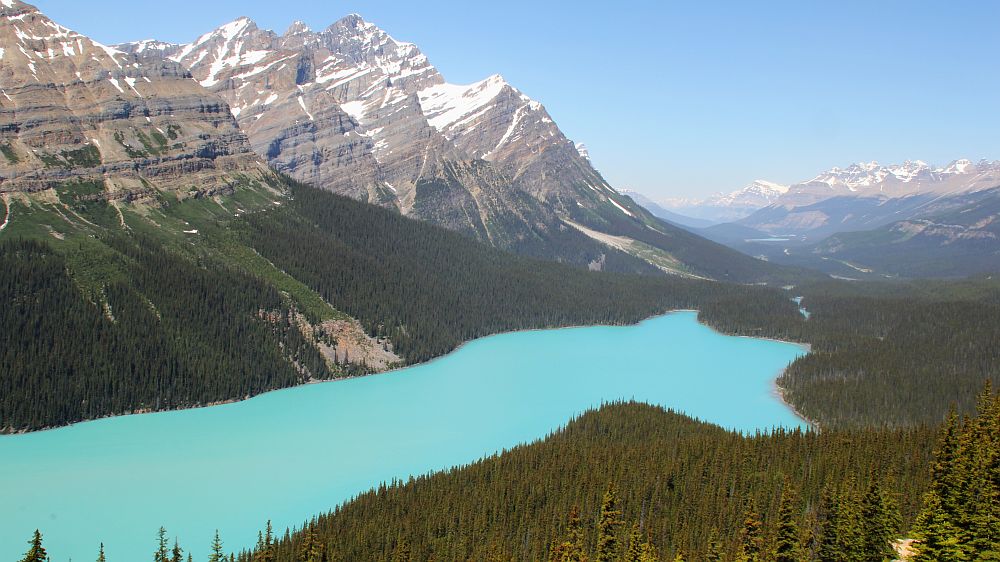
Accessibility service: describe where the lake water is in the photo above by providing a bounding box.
[0,311,807,561]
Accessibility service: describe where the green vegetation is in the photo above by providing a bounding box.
[1,142,20,163]
[240,401,933,561]
[114,130,148,158]
[910,384,1000,560]
[239,180,804,363]
[37,145,102,168]
[0,237,332,431]
[778,277,1000,428]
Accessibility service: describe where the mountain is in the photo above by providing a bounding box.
[796,187,1000,278]
[115,17,632,259]
[735,159,1000,238]
[116,15,793,282]
[0,0,266,198]
[620,189,715,228]
[659,180,789,224]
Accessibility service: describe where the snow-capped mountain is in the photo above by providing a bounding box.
[0,0,264,195]
[780,159,1000,206]
[118,14,633,246]
[704,180,789,208]
[733,158,1000,239]
[658,180,790,224]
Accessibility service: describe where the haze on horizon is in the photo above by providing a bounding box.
[32,0,1000,200]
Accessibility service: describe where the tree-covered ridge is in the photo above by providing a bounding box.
[236,402,935,561]
[0,237,331,432]
[778,278,1000,428]
[237,180,807,363]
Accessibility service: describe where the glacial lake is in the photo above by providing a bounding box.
[0,311,807,561]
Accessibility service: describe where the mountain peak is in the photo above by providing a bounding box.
[284,20,311,36]
[0,0,28,14]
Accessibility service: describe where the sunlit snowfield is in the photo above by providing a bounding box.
[0,311,806,560]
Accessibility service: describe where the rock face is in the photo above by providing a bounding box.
[0,0,266,198]
[118,14,643,246]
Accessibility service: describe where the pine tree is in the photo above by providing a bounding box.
[912,490,968,561]
[19,530,47,562]
[638,539,659,562]
[774,482,802,562]
[736,503,763,562]
[97,542,106,562]
[859,478,900,561]
[624,523,643,562]
[595,483,624,562]
[170,539,183,562]
[154,527,169,562]
[391,536,411,562]
[299,523,324,562]
[817,487,842,562]
[550,506,587,562]
[705,528,723,562]
[208,530,225,562]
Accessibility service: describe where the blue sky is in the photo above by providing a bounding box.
[33,0,1000,199]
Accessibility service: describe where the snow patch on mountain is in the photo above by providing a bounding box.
[418,74,512,132]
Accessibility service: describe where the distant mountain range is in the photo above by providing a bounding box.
[628,159,1000,278]
[657,180,790,224]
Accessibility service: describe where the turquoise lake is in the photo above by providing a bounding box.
[0,311,807,561]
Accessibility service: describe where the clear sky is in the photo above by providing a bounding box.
[32,0,1000,199]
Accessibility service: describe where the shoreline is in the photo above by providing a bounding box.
[3,308,814,436]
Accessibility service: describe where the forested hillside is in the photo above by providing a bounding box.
[4,176,999,432]
[0,237,331,431]
[237,180,807,363]
[245,401,935,561]
[778,278,1000,428]
[0,177,809,431]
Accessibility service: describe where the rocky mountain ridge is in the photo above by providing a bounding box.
[117,14,629,234]
[112,13,786,280]
[0,0,266,199]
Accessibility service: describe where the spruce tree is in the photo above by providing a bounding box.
[737,502,763,562]
[299,523,324,562]
[390,536,411,562]
[624,523,643,562]
[817,487,842,562]
[595,483,624,562]
[638,539,659,562]
[19,530,47,562]
[550,506,586,562]
[97,543,106,562]
[912,490,968,561]
[208,530,225,562]
[774,482,802,562]
[154,527,169,562]
[859,478,900,561]
[705,528,723,562]
[170,539,183,562]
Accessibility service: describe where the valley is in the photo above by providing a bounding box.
[1,1,999,561]
[0,312,806,561]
